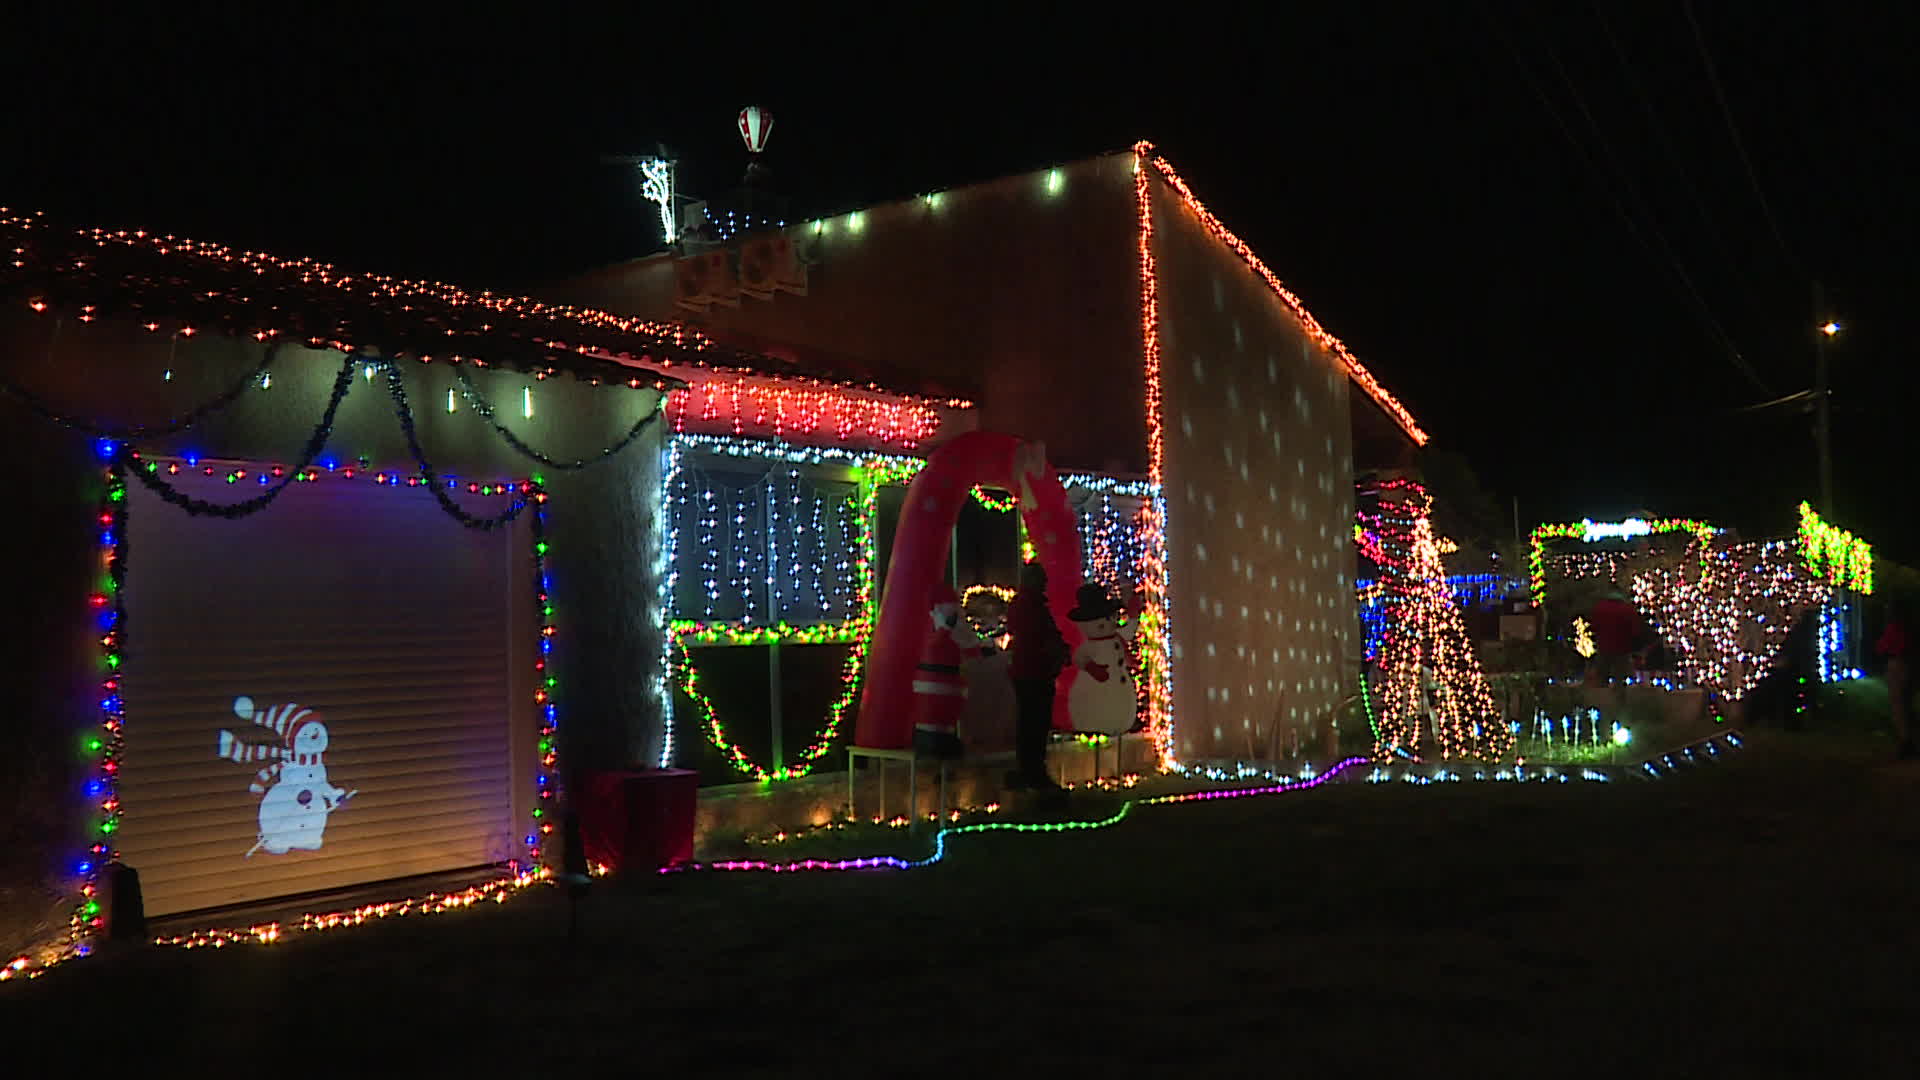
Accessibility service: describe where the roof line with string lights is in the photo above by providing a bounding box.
[0,207,972,408]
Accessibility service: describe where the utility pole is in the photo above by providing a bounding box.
[1813,281,1835,516]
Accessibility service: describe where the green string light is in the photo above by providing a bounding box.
[672,457,900,782]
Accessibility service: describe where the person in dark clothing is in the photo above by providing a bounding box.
[1006,560,1068,791]
[1586,590,1640,685]
[1881,603,1913,759]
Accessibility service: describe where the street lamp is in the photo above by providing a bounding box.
[1812,298,1838,515]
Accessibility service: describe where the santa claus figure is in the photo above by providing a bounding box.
[910,585,984,760]
[1065,583,1138,736]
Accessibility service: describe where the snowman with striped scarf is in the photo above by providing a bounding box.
[217,696,355,857]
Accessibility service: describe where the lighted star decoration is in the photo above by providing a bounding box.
[1359,480,1510,762]
[1629,540,1832,702]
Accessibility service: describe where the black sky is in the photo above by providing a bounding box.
[11,7,1917,561]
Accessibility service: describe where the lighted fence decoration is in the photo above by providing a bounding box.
[1528,517,1717,606]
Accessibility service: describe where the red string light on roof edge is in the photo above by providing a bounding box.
[665,380,946,451]
[1138,153,1428,447]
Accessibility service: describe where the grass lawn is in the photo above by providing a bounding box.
[6,732,1919,1074]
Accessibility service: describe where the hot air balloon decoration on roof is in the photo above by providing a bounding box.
[739,106,773,155]
[738,106,773,186]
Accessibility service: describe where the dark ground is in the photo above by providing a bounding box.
[5,732,1917,1075]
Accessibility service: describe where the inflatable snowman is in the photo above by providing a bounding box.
[1065,583,1138,736]
[220,696,354,857]
[958,587,1016,755]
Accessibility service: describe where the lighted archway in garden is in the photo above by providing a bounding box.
[854,432,1082,750]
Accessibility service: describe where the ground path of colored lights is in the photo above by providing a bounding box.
[667,731,1742,875]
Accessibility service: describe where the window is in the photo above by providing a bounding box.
[668,455,860,625]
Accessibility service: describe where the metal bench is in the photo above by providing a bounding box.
[847,746,952,827]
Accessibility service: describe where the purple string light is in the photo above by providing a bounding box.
[696,855,914,873]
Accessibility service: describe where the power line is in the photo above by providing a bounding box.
[1478,2,1774,395]
[1591,3,1780,331]
[1529,19,1774,394]
[1682,0,1803,274]
[1728,388,1814,414]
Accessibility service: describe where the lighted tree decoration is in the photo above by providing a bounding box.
[1357,479,1510,761]
[1629,540,1831,703]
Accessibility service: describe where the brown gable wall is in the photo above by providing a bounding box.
[544,155,1149,474]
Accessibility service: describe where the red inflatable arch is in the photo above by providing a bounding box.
[854,432,1082,750]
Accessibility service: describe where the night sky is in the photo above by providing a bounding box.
[11,8,1917,561]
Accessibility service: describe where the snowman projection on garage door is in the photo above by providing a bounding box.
[216,697,356,857]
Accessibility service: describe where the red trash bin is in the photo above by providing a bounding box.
[578,769,697,873]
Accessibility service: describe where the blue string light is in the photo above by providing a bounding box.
[1356,573,1518,661]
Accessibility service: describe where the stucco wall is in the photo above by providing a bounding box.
[543,154,1148,475]
[1150,183,1359,764]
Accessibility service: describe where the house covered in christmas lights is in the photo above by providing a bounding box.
[541,142,1429,782]
[0,140,1431,967]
